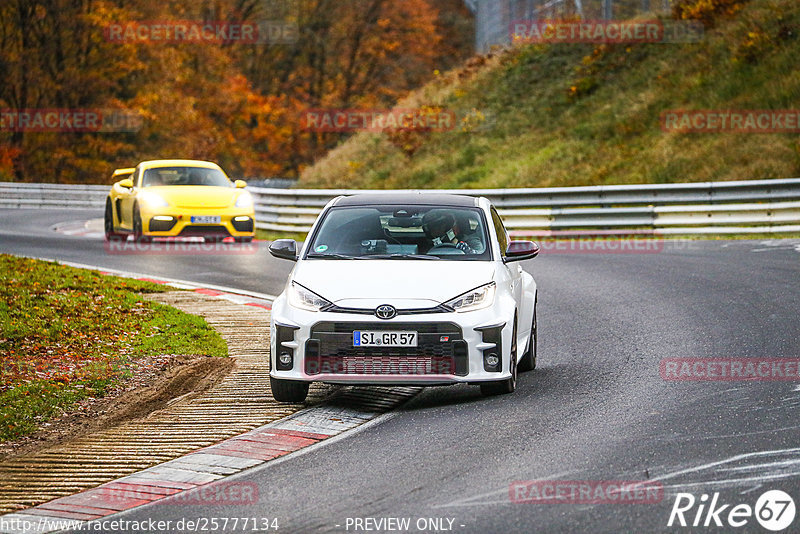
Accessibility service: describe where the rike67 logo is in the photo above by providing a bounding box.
[668,490,796,531]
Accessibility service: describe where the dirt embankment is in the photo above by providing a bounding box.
[0,353,234,462]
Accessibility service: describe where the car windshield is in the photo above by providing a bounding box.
[141,166,231,187]
[306,205,491,261]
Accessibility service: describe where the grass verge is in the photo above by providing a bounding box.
[300,0,800,189]
[0,254,227,442]
[255,228,308,243]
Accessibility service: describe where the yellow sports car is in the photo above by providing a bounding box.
[104,159,256,243]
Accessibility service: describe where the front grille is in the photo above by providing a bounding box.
[313,322,460,335]
[178,225,230,237]
[306,322,467,376]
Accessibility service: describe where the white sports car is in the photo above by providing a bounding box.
[268,193,539,402]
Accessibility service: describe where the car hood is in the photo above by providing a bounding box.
[292,260,496,306]
[141,186,239,209]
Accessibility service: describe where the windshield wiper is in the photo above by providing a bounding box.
[365,254,441,260]
[306,253,363,260]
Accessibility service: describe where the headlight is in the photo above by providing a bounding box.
[288,282,332,312]
[235,192,253,208]
[138,191,169,208]
[444,282,496,312]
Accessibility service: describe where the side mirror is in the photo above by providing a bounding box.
[234,179,247,189]
[269,239,298,261]
[118,178,134,189]
[504,240,539,262]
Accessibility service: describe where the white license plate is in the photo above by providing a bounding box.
[353,331,418,347]
[191,215,221,224]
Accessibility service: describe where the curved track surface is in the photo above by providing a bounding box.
[2,208,800,533]
[0,209,293,295]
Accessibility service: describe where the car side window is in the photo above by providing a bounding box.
[132,167,141,188]
[490,207,509,255]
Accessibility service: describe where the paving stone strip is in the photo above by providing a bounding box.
[0,291,329,515]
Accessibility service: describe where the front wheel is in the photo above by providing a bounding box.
[132,206,150,243]
[480,319,517,396]
[518,297,537,372]
[104,200,125,241]
[270,376,309,403]
[235,236,253,243]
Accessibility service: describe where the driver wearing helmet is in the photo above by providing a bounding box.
[422,210,483,254]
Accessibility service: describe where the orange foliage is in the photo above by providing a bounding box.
[673,0,750,27]
[0,146,21,179]
[0,0,470,182]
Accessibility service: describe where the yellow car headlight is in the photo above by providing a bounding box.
[138,191,169,208]
[235,191,253,208]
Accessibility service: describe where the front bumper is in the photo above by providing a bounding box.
[270,296,516,385]
[140,207,255,238]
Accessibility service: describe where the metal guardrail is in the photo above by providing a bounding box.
[0,182,108,209]
[249,178,800,235]
[2,178,800,236]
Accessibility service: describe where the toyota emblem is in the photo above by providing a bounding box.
[375,305,397,320]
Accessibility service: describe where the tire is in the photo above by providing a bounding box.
[104,200,125,241]
[132,205,150,243]
[480,318,518,396]
[235,237,253,243]
[518,297,537,372]
[270,376,310,403]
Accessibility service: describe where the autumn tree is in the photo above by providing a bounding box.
[0,0,474,182]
